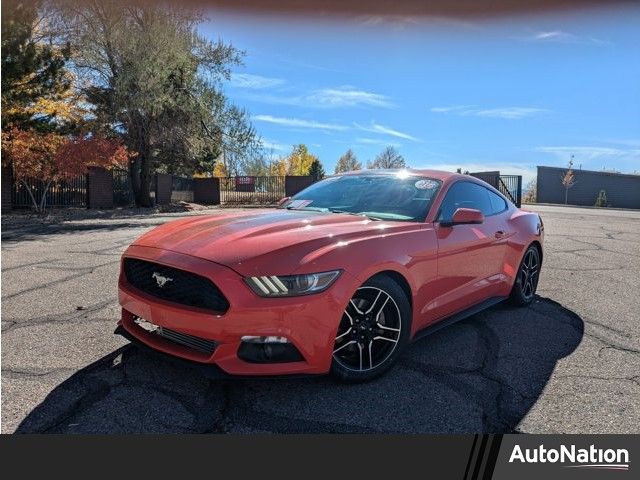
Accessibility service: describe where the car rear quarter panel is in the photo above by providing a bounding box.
[500,209,544,294]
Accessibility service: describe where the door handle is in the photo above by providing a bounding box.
[495,230,506,239]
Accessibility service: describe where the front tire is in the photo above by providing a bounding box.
[509,244,541,306]
[331,275,411,383]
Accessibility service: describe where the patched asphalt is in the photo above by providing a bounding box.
[2,205,639,433]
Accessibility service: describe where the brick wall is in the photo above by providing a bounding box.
[155,173,173,205]
[194,177,220,205]
[87,167,114,209]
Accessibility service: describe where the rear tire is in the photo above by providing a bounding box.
[509,245,541,306]
[331,275,411,383]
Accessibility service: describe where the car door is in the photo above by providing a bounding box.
[427,181,509,321]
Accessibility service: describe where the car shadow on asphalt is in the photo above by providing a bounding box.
[15,296,583,433]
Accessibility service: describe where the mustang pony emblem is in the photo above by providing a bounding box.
[152,272,173,288]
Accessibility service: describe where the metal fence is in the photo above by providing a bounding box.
[470,172,522,207]
[496,175,522,208]
[219,176,286,204]
[11,175,87,209]
[113,168,161,206]
[171,176,194,203]
[113,168,134,207]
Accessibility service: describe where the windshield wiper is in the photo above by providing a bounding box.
[285,205,326,212]
[328,209,381,221]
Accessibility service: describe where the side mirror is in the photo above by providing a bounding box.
[440,208,484,227]
[277,196,291,207]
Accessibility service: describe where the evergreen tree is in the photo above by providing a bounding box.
[1,0,73,133]
[309,158,326,180]
[595,190,608,207]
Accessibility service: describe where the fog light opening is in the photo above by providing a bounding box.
[240,335,290,344]
[238,336,304,363]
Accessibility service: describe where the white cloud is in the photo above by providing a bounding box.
[536,146,640,161]
[430,105,548,119]
[308,86,394,108]
[356,137,401,147]
[261,139,289,151]
[474,107,549,119]
[231,73,285,89]
[252,115,347,131]
[430,105,476,113]
[598,138,640,148]
[235,92,302,107]
[356,15,477,31]
[355,122,420,141]
[522,30,610,46]
[356,15,419,30]
[535,31,571,41]
[240,86,394,109]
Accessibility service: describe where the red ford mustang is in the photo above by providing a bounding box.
[116,169,543,382]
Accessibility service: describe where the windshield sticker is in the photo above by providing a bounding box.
[287,199,312,209]
[415,179,438,190]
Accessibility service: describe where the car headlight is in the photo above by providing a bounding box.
[245,270,341,297]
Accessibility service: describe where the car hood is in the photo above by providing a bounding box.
[132,209,421,275]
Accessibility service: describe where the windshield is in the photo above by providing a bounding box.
[280,174,442,222]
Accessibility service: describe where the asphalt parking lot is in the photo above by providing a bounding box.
[2,204,639,433]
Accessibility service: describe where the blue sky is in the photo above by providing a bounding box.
[201,6,640,183]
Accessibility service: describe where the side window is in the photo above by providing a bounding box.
[487,189,508,215]
[438,181,492,220]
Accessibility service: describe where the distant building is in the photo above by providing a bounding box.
[536,166,640,209]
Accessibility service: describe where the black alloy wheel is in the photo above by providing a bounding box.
[510,245,541,306]
[331,276,410,382]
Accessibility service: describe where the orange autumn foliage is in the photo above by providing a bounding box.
[55,135,129,177]
[2,128,66,182]
[212,161,229,178]
[3,128,130,182]
[2,128,132,210]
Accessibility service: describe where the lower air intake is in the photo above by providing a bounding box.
[134,317,217,356]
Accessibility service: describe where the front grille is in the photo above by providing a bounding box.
[123,258,230,313]
[134,317,217,355]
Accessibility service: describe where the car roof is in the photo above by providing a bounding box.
[336,169,465,182]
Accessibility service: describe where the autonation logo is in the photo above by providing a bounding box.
[509,444,630,471]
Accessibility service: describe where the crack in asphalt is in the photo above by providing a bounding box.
[597,344,640,357]
[14,298,579,434]
[3,270,110,301]
[530,302,630,340]
[555,374,640,388]
[3,206,639,433]
[1,259,65,272]
[1,305,117,333]
[2,367,77,378]
[399,320,516,432]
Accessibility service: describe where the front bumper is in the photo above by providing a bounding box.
[117,245,357,376]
